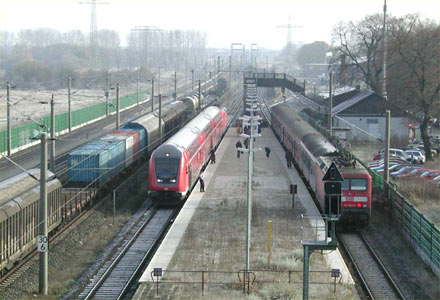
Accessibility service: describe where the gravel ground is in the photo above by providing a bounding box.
[363,205,440,300]
[63,200,151,300]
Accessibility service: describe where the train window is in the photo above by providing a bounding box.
[154,158,180,178]
[341,179,350,190]
[350,179,367,191]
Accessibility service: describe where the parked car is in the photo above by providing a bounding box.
[419,170,440,180]
[376,148,411,161]
[375,164,408,175]
[390,166,421,179]
[368,158,405,169]
[405,150,425,164]
[408,143,439,157]
[370,162,402,172]
[399,168,428,180]
[372,154,408,164]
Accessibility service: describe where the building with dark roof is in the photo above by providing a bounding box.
[331,89,409,142]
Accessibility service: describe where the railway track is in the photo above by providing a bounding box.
[338,232,406,300]
[79,208,175,300]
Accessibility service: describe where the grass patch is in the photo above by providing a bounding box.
[395,178,440,226]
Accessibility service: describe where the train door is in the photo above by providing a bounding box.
[280,125,285,143]
[199,148,205,166]
[187,164,193,191]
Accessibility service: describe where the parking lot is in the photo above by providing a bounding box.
[352,133,440,226]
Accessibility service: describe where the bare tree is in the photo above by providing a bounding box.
[63,30,87,45]
[331,14,387,93]
[388,14,439,160]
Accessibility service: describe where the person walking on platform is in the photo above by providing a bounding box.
[236,140,243,158]
[286,151,293,168]
[265,147,271,158]
[199,172,205,192]
[210,148,216,164]
[244,138,249,149]
[237,124,241,136]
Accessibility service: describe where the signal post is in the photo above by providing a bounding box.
[301,162,342,300]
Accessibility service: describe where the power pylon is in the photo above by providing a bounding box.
[277,16,301,47]
[79,0,109,70]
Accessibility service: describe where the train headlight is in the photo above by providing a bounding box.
[171,179,176,183]
[157,179,163,183]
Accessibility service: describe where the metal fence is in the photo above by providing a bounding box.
[0,90,149,154]
[300,112,440,277]
[149,269,341,297]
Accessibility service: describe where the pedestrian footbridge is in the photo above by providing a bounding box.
[243,72,306,94]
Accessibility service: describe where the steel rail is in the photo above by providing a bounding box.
[338,232,406,300]
[81,208,175,300]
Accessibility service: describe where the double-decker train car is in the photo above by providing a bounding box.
[271,102,372,224]
[148,106,227,204]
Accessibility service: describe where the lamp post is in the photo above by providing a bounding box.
[149,76,155,112]
[50,95,55,173]
[174,71,177,101]
[238,85,262,276]
[39,132,48,295]
[191,69,194,93]
[116,83,120,130]
[6,81,11,156]
[68,76,72,131]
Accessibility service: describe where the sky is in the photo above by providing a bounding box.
[0,0,439,50]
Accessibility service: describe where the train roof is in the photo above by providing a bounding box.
[0,169,59,207]
[272,102,337,157]
[164,106,221,152]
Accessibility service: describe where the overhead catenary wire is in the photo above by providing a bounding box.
[3,95,233,254]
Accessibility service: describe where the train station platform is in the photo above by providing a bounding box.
[135,126,354,298]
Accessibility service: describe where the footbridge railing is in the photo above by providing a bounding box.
[243,72,306,94]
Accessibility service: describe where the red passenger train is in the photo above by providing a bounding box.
[271,102,372,224]
[148,106,227,204]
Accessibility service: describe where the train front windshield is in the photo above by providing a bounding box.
[154,158,180,183]
[341,178,368,191]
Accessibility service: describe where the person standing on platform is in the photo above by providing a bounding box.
[287,151,293,168]
[199,172,205,192]
[236,140,243,158]
[210,148,216,164]
[265,147,271,158]
[237,124,241,136]
[244,138,249,149]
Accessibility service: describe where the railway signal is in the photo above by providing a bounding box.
[323,162,343,219]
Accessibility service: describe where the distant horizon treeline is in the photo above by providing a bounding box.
[0,28,209,90]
